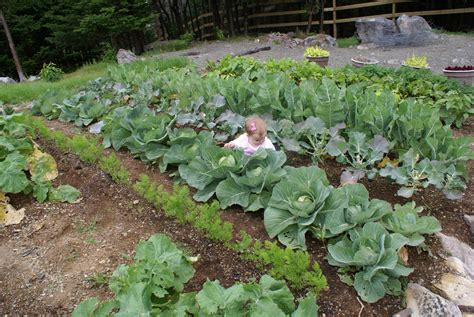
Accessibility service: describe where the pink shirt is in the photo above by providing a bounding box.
[229,133,275,156]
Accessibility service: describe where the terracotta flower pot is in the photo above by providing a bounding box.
[306,56,329,67]
[351,57,379,68]
[443,68,474,86]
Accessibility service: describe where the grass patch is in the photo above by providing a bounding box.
[336,36,359,48]
[118,57,190,73]
[0,62,110,104]
[433,28,474,37]
[143,39,192,57]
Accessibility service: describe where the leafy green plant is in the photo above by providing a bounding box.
[381,202,441,246]
[304,46,329,57]
[40,62,65,82]
[264,166,345,250]
[403,55,429,68]
[73,233,320,316]
[215,149,287,211]
[1,112,80,203]
[249,240,328,295]
[326,222,413,303]
[326,132,390,182]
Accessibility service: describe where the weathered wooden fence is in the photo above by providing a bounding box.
[160,0,474,40]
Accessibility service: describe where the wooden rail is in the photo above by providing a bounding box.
[164,1,474,41]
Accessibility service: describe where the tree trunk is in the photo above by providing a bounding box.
[306,9,314,35]
[192,0,202,40]
[319,0,325,34]
[210,0,221,28]
[0,9,26,81]
[171,0,184,35]
[243,0,248,36]
[157,0,174,38]
[224,0,235,37]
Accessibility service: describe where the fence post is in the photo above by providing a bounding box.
[333,0,337,38]
[392,0,396,20]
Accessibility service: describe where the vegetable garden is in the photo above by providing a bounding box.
[1,55,473,316]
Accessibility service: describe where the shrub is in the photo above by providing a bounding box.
[40,62,64,82]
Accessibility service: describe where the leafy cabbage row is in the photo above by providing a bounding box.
[72,233,319,317]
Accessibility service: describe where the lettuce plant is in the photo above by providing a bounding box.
[326,222,413,303]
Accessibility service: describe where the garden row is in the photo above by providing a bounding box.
[72,233,319,317]
[26,57,457,303]
[33,57,473,200]
[0,109,80,222]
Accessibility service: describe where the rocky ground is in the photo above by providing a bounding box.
[159,33,474,75]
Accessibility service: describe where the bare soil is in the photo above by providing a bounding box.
[1,116,472,316]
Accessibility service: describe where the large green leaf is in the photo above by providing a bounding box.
[0,152,29,193]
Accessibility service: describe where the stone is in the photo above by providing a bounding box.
[303,34,337,48]
[27,75,40,82]
[446,257,471,278]
[116,49,138,64]
[355,17,397,44]
[397,15,438,41]
[464,215,474,234]
[387,59,401,65]
[436,233,474,277]
[0,76,16,84]
[406,283,462,317]
[356,15,439,46]
[434,273,474,307]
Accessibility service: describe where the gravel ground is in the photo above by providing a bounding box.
[159,33,474,74]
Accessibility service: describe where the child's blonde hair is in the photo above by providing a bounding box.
[245,115,267,136]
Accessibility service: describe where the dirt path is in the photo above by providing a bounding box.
[159,33,474,74]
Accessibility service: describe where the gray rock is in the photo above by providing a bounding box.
[406,283,462,317]
[116,49,138,64]
[434,273,474,307]
[356,17,398,44]
[397,15,438,41]
[464,215,474,234]
[436,233,474,278]
[0,77,16,84]
[356,15,439,46]
[387,59,401,65]
[303,34,337,48]
[27,75,40,82]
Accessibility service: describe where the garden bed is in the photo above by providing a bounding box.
[1,115,471,316]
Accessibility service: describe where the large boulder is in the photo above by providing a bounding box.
[355,17,398,44]
[397,15,439,42]
[356,15,438,46]
[116,49,138,64]
[406,283,462,317]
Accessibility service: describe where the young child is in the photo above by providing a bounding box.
[224,115,275,156]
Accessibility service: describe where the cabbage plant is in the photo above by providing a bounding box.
[264,166,345,250]
[326,222,413,303]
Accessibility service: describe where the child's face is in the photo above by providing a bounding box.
[249,132,266,147]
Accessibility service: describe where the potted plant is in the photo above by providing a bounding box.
[351,56,379,68]
[402,54,430,70]
[443,65,474,86]
[304,46,330,67]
